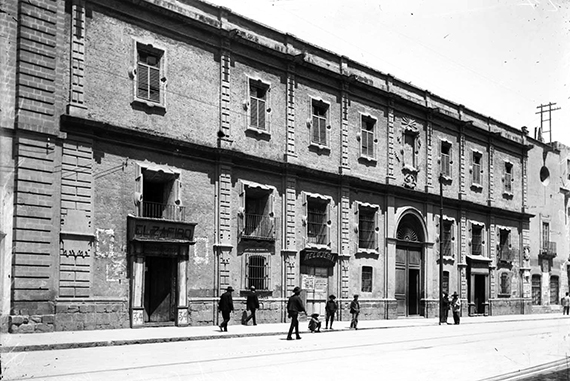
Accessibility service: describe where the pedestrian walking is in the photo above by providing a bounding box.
[218,286,234,332]
[244,286,260,325]
[562,292,570,315]
[325,294,338,329]
[286,286,306,340]
[350,294,360,330]
[451,292,461,325]
[441,292,450,324]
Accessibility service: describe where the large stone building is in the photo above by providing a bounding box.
[0,0,568,333]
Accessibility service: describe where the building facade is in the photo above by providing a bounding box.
[1,0,567,333]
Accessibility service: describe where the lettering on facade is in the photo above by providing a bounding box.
[134,223,193,241]
[301,249,337,268]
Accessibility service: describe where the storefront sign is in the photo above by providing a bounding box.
[301,249,337,268]
[128,216,195,243]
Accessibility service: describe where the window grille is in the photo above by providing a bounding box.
[248,255,268,290]
[532,275,541,305]
[500,272,511,295]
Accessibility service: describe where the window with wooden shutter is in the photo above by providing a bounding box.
[311,99,329,147]
[504,162,513,194]
[361,115,376,159]
[134,41,166,107]
[248,79,270,132]
[441,141,452,178]
[305,193,331,247]
[358,204,378,251]
[472,151,482,185]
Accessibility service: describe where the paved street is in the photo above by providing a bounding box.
[2,316,570,381]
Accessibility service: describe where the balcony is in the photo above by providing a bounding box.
[540,241,557,259]
[239,213,275,240]
[141,201,187,222]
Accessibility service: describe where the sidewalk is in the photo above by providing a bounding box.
[1,313,567,353]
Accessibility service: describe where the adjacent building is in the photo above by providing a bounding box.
[1,0,568,333]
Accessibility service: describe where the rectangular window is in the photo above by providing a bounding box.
[311,100,328,146]
[137,49,162,103]
[249,80,268,131]
[500,272,511,295]
[442,220,453,256]
[247,255,269,290]
[358,206,377,250]
[550,276,559,305]
[472,152,482,185]
[238,182,275,240]
[361,266,373,292]
[361,116,376,159]
[471,224,483,256]
[532,275,541,305]
[136,165,183,221]
[504,162,513,194]
[567,159,570,180]
[307,198,328,245]
[441,142,451,177]
[442,271,449,294]
[542,222,550,253]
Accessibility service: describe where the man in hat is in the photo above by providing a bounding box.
[244,285,260,325]
[451,292,461,325]
[218,286,234,332]
[286,286,306,340]
[325,294,338,330]
[350,294,360,329]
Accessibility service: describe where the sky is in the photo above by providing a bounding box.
[205,0,570,145]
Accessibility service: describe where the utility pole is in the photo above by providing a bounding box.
[439,174,444,325]
[535,102,561,143]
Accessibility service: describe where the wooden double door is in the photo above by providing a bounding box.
[395,245,423,316]
[143,256,177,323]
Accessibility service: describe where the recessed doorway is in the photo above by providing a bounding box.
[144,256,176,323]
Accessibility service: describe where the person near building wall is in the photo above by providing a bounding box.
[244,286,260,325]
[561,292,570,315]
[286,286,306,340]
[325,294,338,329]
[350,295,360,330]
[218,286,234,332]
[451,292,461,325]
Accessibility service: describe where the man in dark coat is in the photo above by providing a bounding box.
[245,285,260,325]
[218,286,234,332]
[286,286,306,340]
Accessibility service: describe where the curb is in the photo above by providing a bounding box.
[1,314,565,353]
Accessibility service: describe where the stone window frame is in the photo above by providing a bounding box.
[301,191,332,249]
[237,180,276,241]
[437,215,456,259]
[502,160,514,197]
[468,220,486,257]
[439,138,453,180]
[470,149,484,191]
[307,97,332,151]
[243,76,272,136]
[358,113,378,162]
[354,201,380,254]
[361,266,373,293]
[131,38,168,109]
[244,252,271,292]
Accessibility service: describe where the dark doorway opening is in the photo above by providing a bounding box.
[144,256,176,323]
[474,274,486,314]
[408,268,420,315]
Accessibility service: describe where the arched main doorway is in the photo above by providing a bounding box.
[395,213,426,317]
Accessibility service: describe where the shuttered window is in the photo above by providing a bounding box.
[361,116,376,158]
[137,49,161,103]
[249,83,268,131]
[311,101,328,146]
[472,152,482,185]
[441,142,451,177]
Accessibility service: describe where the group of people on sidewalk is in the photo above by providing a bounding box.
[217,285,362,339]
[441,291,462,325]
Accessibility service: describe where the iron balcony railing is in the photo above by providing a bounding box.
[541,241,557,257]
[240,213,275,240]
[141,201,186,222]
